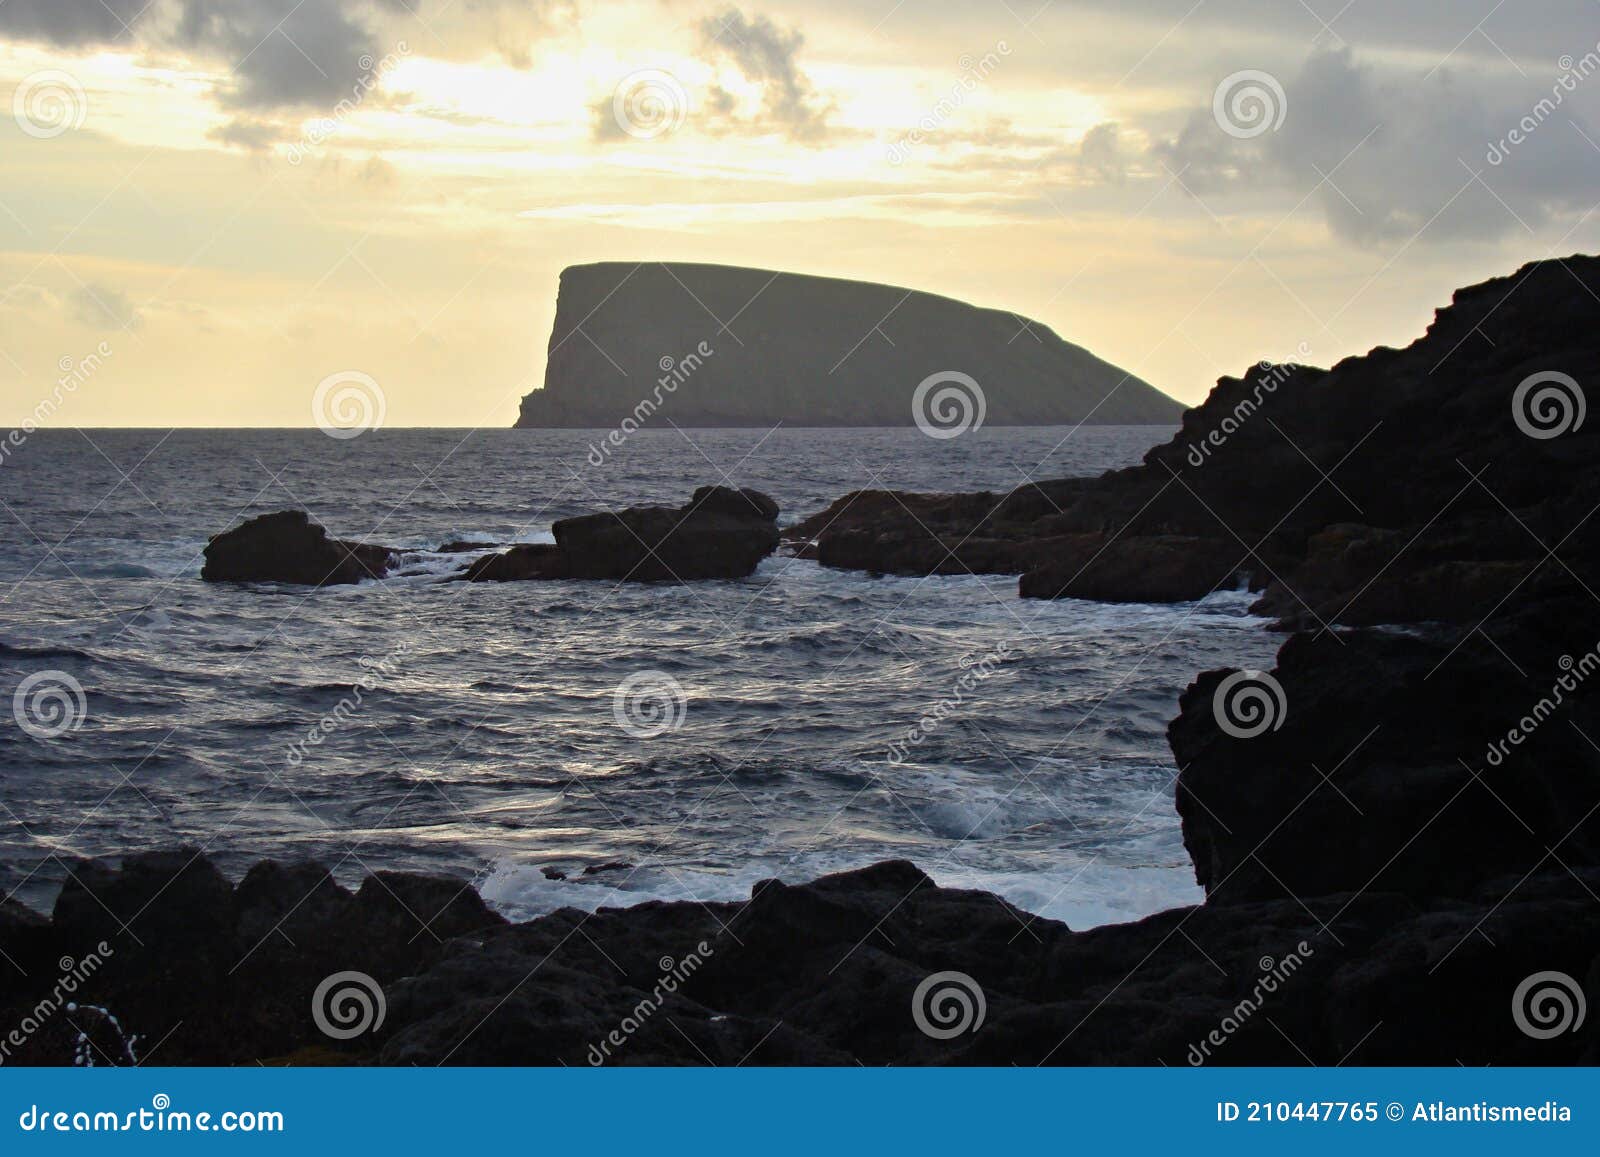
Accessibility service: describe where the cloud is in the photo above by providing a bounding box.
[0,0,390,109]
[589,93,627,142]
[68,284,143,331]
[698,7,830,142]
[0,0,152,46]
[407,0,576,69]
[1077,122,1126,184]
[0,0,561,111]
[171,0,385,109]
[1153,48,1600,245]
[208,117,290,151]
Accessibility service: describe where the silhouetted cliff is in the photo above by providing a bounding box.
[515,262,1182,428]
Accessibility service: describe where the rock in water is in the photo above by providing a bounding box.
[459,544,570,582]
[516,262,1182,428]
[465,486,780,582]
[201,511,394,586]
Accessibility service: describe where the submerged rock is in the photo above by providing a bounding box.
[201,511,394,586]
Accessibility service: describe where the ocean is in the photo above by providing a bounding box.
[0,426,1281,928]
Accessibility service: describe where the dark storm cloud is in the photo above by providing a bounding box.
[171,0,386,108]
[0,0,556,109]
[0,0,153,45]
[1154,49,1600,244]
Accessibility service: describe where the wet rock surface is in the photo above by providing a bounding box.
[201,511,395,586]
[464,487,780,583]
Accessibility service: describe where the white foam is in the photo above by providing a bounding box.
[477,853,1201,931]
[380,530,559,582]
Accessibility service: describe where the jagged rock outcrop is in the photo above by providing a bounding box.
[3,851,1596,1065]
[516,262,1182,428]
[1171,594,1600,907]
[790,254,1600,628]
[201,511,395,586]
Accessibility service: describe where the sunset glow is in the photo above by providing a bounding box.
[3,2,1598,425]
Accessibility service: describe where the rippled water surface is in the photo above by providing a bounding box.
[0,426,1282,926]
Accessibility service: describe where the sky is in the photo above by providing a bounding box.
[2,0,1600,427]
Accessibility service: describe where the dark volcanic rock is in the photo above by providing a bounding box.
[791,255,1600,627]
[1018,534,1247,603]
[1171,595,1600,906]
[4,852,1596,1066]
[0,850,504,1065]
[791,486,1085,575]
[54,849,235,946]
[555,486,779,581]
[464,487,780,583]
[460,543,570,581]
[202,510,394,586]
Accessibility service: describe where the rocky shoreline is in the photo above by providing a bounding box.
[5,255,1599,1065]
[784,256,1600,632]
